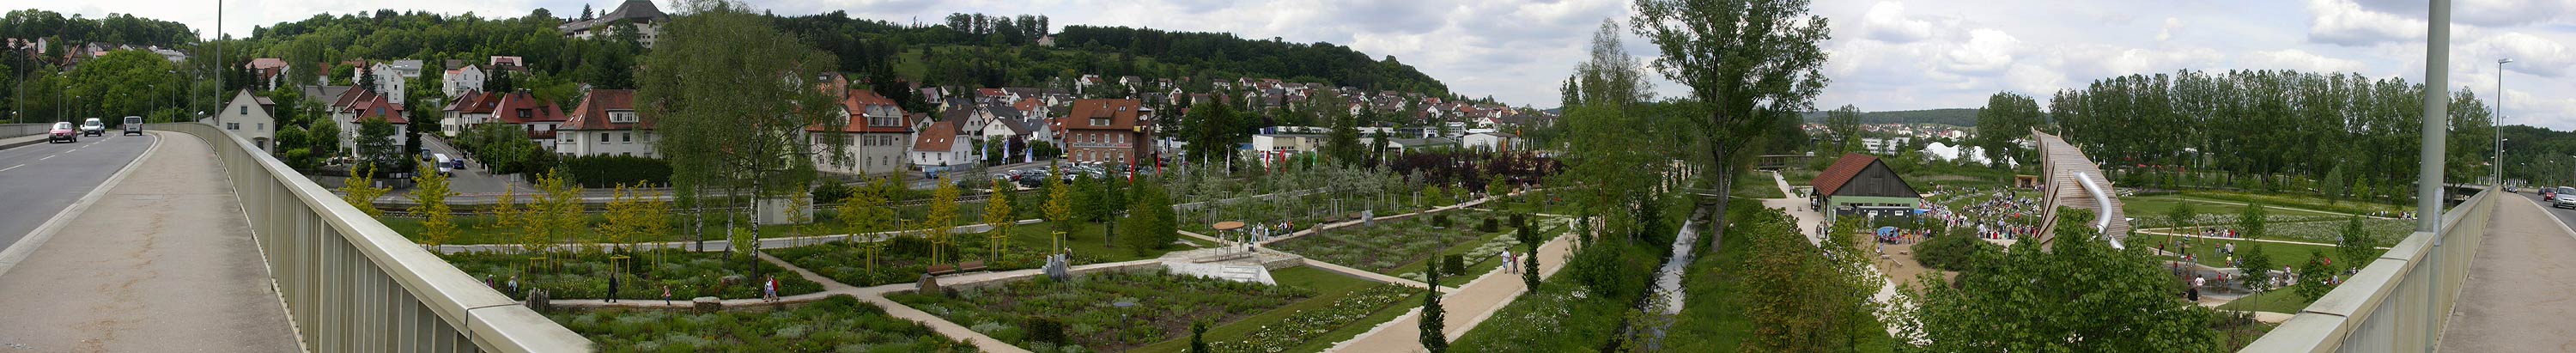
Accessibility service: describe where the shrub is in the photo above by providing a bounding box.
[559,155,671,187]
[1443,254,1467,276]
[1913,232,2001,271]
[1478,217,1500,233]
[1026,317,1067,344]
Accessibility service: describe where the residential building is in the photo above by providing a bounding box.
[359,62,409,105]
[909,120,973,173]
[1251,133,1323,164]
[1052,99,1153,165]
[201,89,279,151]
[810,90,916,175]
[325,86,410,156]
[490,91,569,150]
[440,90,501,137]
[246,58,291,89]
[559,0,671,46]
[442,65,485,97]
[554,89,655,157]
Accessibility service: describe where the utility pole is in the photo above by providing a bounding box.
[2497,58,2512,186]
[2418,3,2451,353]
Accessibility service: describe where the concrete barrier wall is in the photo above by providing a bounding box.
[152,123,590,353]
[2240,186,2495,352]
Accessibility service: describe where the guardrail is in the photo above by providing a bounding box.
[2239,186,2495,352]
[152,123,589,352]
[0,123,46,137]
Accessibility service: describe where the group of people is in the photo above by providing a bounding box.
[1922,186,2044,240]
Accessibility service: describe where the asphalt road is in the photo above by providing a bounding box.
[2511,190,2576,228]
[0,133,155,252]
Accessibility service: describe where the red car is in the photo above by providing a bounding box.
[46,122,76,143]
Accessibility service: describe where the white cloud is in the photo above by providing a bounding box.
[2307,0,2427,46]
[1943,29,2020,74]
[2350,0,2574,27]
[2244,49,2370,72]
[1862,2,1935,42]
[2478,32,2576,77]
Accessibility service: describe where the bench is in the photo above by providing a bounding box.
[926,260,991,276]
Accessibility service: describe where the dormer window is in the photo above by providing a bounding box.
[519,109,532,118]
[609,111,638,123]
[1091,118,1109,126]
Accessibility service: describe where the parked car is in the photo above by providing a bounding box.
[121,116,143,136]
[79,118,104,137]
[46,122,76,143]
[2555,187,2576,210]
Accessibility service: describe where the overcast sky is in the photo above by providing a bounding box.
[33,0,2576,129]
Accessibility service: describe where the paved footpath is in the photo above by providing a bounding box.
[1324,218,1575,352]
[2438,195,2576,352]
[0,132,301,352]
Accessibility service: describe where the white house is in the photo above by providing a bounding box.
[442,65,485,97]
[559,0,671,46]
[201,89,279,151]
[325,86,411,156]
[360,62,410,105]
[554,89,656,157]
[810,90,916,175]
[910,119,974,173]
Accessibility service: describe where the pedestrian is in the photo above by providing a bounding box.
[2193,275,2206,289]
[764,275,780,302]
[662,284,673,306]
[606,275,620,303]
[507,276,519,296]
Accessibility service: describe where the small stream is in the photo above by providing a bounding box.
[1649,217,1704,314]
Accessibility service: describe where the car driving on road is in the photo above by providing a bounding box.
[2555,186,2576,210]
[79,118,105,137]
[122,116,143,136]
[47,122,76,143]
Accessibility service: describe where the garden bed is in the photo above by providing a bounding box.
[440,248,824,301]
[775,221,1210,288]
[890,271,1313,353]
[1266,210,1517,275]
[550,294,980,352]
[1127,267,1413,353]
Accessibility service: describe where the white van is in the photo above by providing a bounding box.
[433,154,454,176]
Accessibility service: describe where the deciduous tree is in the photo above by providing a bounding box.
[409,163,458,246]
[1631,0,1832,240]
[641,0,849,246]
[1904,208,2221,352]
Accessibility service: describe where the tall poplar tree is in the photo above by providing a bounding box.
[1631,0,1832,240]
[640,0,848,246]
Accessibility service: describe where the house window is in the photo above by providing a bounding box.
[519,109,532,118]
[622,132,631,143]
[257,123,264,131]
[609,111,637,123]
[239,107,247,115]
[600,133,610,143]
[1091,118,1109,126]
[227,123,240,131]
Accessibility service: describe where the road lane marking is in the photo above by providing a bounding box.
[0,164,18,173]
[39,155,54,161]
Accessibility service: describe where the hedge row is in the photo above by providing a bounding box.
[559,155,671,187]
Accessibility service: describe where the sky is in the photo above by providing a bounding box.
[30,0,2576,130]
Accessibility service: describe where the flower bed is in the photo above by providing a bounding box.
[2264,218,2415,244]
[551,294,980,352]
[772,232,1058,288]
[1267,210,1510,273]
[440,248,823,301]
[890,271,1313,352]
[1211,284,1413,353]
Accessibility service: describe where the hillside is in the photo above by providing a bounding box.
[776,12,1451,97]
[1801,108,1979,126]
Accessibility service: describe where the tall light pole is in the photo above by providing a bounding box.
[2498,58,2512,186]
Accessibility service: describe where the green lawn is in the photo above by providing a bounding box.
[1660,210,1896,352]
[383,214,817,246]
[1732,174,1787,198]
[2128,234,2383,270]
[1127,267,1406,353]
[2215,289,2316,313]
[890,271,1312,352]
[1268,210,1527,280]
[2123,194,2348,223]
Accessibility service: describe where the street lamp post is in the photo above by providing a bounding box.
[2498,58,2512,186]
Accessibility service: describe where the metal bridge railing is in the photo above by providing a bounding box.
[2239,186,2495,352]
[153,123,589,352]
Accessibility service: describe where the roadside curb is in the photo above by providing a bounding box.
[0,136,44,151]
[0,133,162,278]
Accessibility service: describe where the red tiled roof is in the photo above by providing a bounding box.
[350,94,409,125]
[491,92,566,124]
[560,89,644,131]
[1809,153,1879,198]
[912,120,960,152]
[444,90,501,114]
[808,90,912,134]
[1054,99,1144,131]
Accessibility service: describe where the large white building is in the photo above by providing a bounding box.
[555,89,656,157]
[558,0,671,46]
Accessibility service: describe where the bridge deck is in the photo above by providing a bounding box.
[2438,194,2576,351]
[0,132,300,351]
